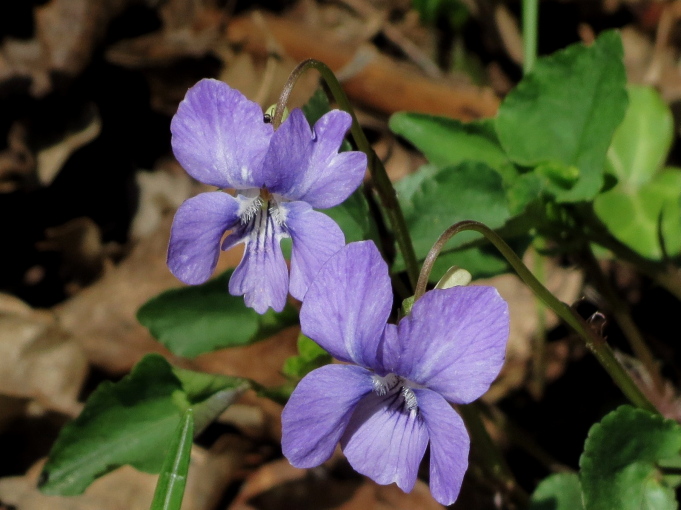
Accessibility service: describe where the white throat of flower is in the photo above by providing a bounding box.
[371,373,419,417]
[238,189,288,237]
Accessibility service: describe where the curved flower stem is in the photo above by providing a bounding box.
[529,246,548,398]
[577,245,664,393]
[274,59,420,289]
[416,220,658,413]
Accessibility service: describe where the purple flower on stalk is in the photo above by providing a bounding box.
[281,241,509,505]
[167,79,367,313]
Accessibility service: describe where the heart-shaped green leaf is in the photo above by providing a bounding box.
[594,85,681,259]
[496,30,627,202]
[530,473,585,510]
[137,270,299,358]
[39,354,249,495]
[580,405,681,510]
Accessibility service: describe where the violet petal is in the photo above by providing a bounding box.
[340,389,429,493]
[395,286,509,404]
[413,389,470,506]
[228,210,288,313]
[282,364,373,467]
[167,191,239,284]
[282,201,345,301]
[300,241,393,369]
[171,79,273,189]
[264,109,366,208]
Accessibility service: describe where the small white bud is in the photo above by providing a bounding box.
[435,266,472,290]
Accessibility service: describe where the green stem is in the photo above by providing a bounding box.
[530,244,547,398]
[458,403,529,508]
[577,245,664,393]
[415,220,657,413]
[522,0,539,75]
[274,59,420,289]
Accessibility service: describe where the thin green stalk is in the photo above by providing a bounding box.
[530,245,547,398]
[522,0,539,75]
[415,220,657,413]
[273,59,420,289]
[458,403,529,508]
[150,409,194,510]
[578,245,664,393]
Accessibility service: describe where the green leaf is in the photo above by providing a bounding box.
[324,186,380,244]
[389,114,510,171]
[594,170,681,259]
[150,409,193,510]
[605,85,674,186]
[282,334,331,379]
[302,87,352,152]
[530,473,585,510]
[137,270,299,358]
[594,86,680,259]
[388,113,546,215]
[302,88,331,127]
[395,161,512,277]
[580,405,681,510]
[39,354,248,495]
[412,0,468,27]
[496,30,628,202]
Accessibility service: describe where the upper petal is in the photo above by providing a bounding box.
[394,286,509,404]
[228,209,288,313]
[167,191,239,284]
[171,79,273,189]
[282,364,373,468]
[340,388,429,493]
[264,109,367,208]
[282,201,345,301]
[413,389,469,506]
[299,241,393,369]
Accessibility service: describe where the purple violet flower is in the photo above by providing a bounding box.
[167,79,367,313]
[281,241,509,505]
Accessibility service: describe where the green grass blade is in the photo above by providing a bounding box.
[150,408,194,510]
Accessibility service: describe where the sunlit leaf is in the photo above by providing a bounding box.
[580,405,681,510]
[496,31,627,202]
[137,270,299,358]
[149,409,194,510]
[39,354,248,495]
[594,86,681,259]
[530,473,584,510]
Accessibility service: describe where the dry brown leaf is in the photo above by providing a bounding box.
[616,351,681,422]
[52,214,198,373]
[53,208,298,390]
[37,217,111,295]
[477,252,584,402]
[228,458,307,510]
[621,24,681,104]
[228,456,443,510]
[227,13,499,120]
[105,4,224,68]
[36,107,101,186]
[0,294,87,417]
[0,0,143,96]
[0,122,35,193]
[130,161,193,240]
[0,440,244,510]
[337,479,444,510]
[34,0,136,75]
